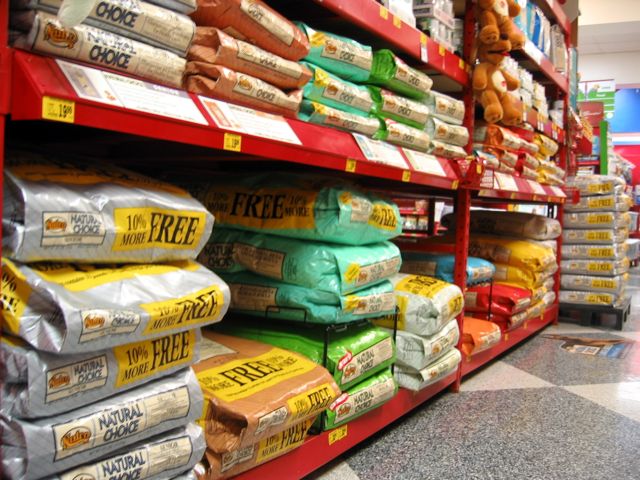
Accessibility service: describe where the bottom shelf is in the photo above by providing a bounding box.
[234,374,457,480]
[461,305,558,377]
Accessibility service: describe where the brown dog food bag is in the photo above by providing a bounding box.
[190,0,310,61]
[189,27,311,89]
[193,331,340,454]
[184,64,302,117]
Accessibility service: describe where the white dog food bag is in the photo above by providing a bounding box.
[387,319,459,371]
[394,347,461,391]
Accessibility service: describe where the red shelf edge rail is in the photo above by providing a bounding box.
[314,0,469,87]
[525,107,565,143]
[233,373,457,480]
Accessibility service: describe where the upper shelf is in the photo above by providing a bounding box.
[477,169,566,204]
[534,0,571,35]
[312,0,469,87]
[515,32,569,93]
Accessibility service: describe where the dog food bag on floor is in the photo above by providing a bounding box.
[368,49,433,100]
[297,23,372,82]
[190,0,310,61]
[566,175,626,197]
[442,211,562,240]
[200,228,401,294]
[189,27,311,89]
[192,173,402,245]
[394,347,461,391]
[369,87,430,129]
[422,90,465,125]
[563,228,629,245]
[424,117,470,147]
[184,64,302,117]
[1,259,230,354]
[388,319,459,371]
[559,290,626,307]
[222,272,396,324]
[460,317,501,357]
[198,417,315,480]
[3,160,214,263]
[563,212,631,230]
[400,253,495,286]
[561,243,628,261]
[375,118,431,152]
[19,0,196,56]
[464,283,532,317]
[564,193,632,213]
[373,274,464,336]
[1,329,201,418]
[193,331,340,453]
[11,11,186,87]
[323,368,397,430]
[299,100,382,137]
[560,258,630,277]
[560,274,628,294]
[301,63,374,115]
[215,321,394,391]
[51,423,206,480]
[1,368,203,480]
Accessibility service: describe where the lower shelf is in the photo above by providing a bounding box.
[461,305,558,377]
[233,373,457,480]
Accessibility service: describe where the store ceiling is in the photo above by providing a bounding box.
[578,0,640,54]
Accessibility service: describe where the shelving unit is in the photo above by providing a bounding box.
[0,0,572,477]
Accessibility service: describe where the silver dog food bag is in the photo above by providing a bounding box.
[1,368,203,480]
[3,160,214,263]
[1,329,201,418]
[1,258,230,354]
[53,423,206,480]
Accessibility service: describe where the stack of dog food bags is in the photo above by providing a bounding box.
[534,133,565,186]
[439,210,561,331]
[1,157,233,480]
[9,0,196,88]
[373,273,464,391]
[561,175,632,308]
[191,330,341,478]
[474,124,523,176]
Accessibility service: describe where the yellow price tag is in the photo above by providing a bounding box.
[504,333,509,341]
[451,180,459,189]
[510,192,517,199]
[328,425,348,445]
[223,133,242,152]
[402,170,411,182]
[345,158,357,173]
[42,96,75,123]
[379,6,388,19]
[459,59,465,70]
[438,45,446,56]
[393,15,402,28]
[420,33,428,46]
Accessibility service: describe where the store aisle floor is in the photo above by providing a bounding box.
[309,272,640,480]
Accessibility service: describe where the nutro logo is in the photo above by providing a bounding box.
[44,22,79,48]
[45,217,68,232]
[84,314,105,329]
[49,372,71,389]
[61,427,92,450]
[238,77,253,91]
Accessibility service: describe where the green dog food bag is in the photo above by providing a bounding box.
[298,23,373,82]
[299,100,382,137]
[223,272,396,324]
[425,117,469,147]
[192,173,402,245]
[199,228,401,294]
[369,49,433,100]
[375,119,431,152]
[216,320,395,391]
[302,63,374,115]
[422,90,465,125]
[369,87,431,129]
[323,368,397,430]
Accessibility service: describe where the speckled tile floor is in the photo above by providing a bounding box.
[308,270,640,480]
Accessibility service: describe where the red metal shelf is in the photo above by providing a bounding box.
[575,135,594,156]
[9,50,462,191]
[476,171,566,204]
[534,0,571,35]
[461,305,558,377]
[524,107,565,143]
[233,373,457,480]
[313,0,469,87]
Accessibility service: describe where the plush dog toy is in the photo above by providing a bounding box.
[472,38,522,125]
[478,0,525,50]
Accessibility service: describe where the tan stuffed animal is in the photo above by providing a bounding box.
[478,0,526,50]
[472,39,522,125]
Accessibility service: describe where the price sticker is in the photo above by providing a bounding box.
[379,5,389,19]
[328,425,348,445]
[451,180,459,190]
[393,15,402,28]
[223,132,242,152]
[42,96,75,123]
[459,59,465,70]
[402,170,411,182]
[439,44,446,56]
[504,333,509,341]
[345,158,357,172]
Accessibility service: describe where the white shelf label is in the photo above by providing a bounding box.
[57,60,208,125]
[200,97,301,145]
[550,186,566,197]
[494,172,518,191]
[403,149,446,177]
[527,180,547,195]
[352,133,409,169]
